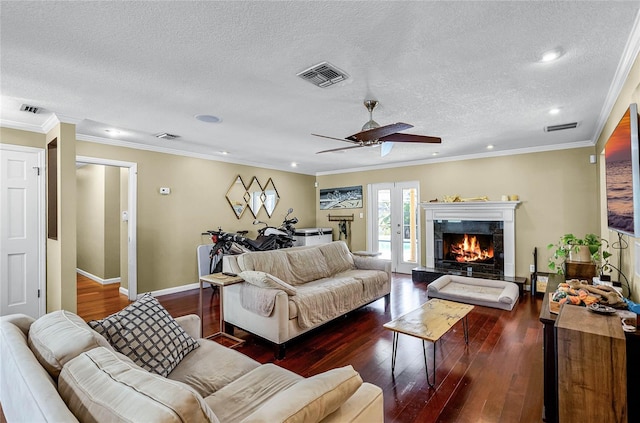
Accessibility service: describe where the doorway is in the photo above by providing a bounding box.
[368,181,420,274]
[76,156,137,301]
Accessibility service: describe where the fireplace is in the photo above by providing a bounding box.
[435,220,504,276]
[420,201,520,277]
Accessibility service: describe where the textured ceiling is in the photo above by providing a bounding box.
[1,1,640,175]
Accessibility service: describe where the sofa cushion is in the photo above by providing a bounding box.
[88,293,199,377]
[27,310,114,378]
[239,270,297,295]
[204,363,302,422]
[242,365,363,423]
[318,241,355,274]
[59,347,218,423]
[337,269,389,300]
[239,247,331,285]
[168,338,260,397]
[291,278,364,329]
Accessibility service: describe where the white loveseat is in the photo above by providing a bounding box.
[0,310,383,422]
[223,241,391,358]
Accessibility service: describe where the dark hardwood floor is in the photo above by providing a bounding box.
[77,273,544,423]
[77,273,131,320]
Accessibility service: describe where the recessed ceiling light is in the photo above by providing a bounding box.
[549,108,561,115]
[105,129,120,134]
[487,145,494,150]
[540,48,563,62]
[220,151,229,155]
[291,162,298,167]
[432,152,438,156]
[195,114,221,123]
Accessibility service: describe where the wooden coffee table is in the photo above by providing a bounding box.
[383,298,473,388]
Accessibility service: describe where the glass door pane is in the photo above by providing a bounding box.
[377,189,391,260]
[368,182,420,274]
[402,187,418,263]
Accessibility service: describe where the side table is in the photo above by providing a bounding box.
[199,273,245,348]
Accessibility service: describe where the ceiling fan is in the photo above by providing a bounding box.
[313,100,441,157]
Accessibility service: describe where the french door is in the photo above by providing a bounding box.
[368,181,420,274]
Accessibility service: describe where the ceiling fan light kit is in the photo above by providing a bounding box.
[314,100,442,157]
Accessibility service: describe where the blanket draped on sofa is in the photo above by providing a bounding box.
[222,241,392,356]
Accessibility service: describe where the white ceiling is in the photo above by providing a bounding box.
[2,1,640,175]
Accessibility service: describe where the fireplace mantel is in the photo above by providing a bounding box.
[420,201,521,277]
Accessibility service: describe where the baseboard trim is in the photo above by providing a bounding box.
[77,268,121,285]
[148,282,200,298]
[119,282,201,300]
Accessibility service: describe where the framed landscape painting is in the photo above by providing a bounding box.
[320,185,363,209]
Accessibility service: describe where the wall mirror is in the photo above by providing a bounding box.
[246,177,264,218]
[263,178,280,217]
[226,176,247,219]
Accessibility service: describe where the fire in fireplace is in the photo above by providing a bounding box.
[433,220,504,276]
[448,233,494,263]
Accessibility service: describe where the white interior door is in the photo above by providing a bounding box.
[368,181,420,274]
[0,145,45,317]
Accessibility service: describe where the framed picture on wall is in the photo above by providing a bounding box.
[319,185,363,209]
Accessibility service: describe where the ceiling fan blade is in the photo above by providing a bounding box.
[380,142,394,157]
[346,122,413,142]
[316,144,364,154]
[379,133,442,143]
[311,133,360,144]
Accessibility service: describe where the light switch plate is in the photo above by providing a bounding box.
[159,187,171,195]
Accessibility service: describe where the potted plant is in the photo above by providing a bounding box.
[547,233,611,275]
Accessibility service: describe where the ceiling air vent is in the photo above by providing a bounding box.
[297,62,349,88]
[154,132,180,140]
[20,104,40,114]
[544,122,579,132]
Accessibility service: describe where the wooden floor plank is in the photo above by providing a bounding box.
[76,272,544,422]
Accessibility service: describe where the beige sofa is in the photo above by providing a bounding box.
[223,241,391,358]
[0,310,383,422]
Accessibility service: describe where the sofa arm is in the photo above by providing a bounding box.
[175,314,201,339]
[352,256,390,272]
[352,255,391,283]
[321,383,383,423]
[224,283,291,344]
[240,365,367,423]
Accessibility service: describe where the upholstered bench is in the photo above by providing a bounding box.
[427,275,519,311]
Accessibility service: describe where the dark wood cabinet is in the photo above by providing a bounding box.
[539,275,637,423]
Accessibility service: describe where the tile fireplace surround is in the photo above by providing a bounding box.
[420,201,521,277]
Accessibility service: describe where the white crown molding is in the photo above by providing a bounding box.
[76,133,317,175]
[592,8,640,145]
[315,139,595,176]
[3,119,596,176]
[1,112,83,134]
[41,114,60,133]
[56,113,82,125]
[0,118,48,133]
